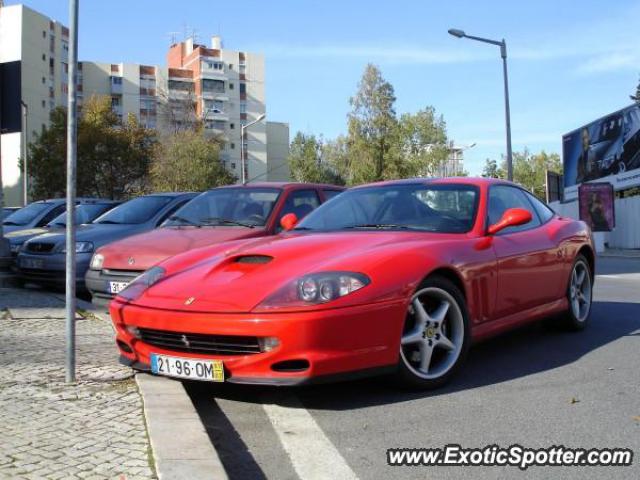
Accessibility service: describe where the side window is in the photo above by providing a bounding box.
[157,198,191,226]
[488,186,540,234]
[322,189,342,201]
[276,190,321,231]
[38,204,65,226]
[524,191,554,224]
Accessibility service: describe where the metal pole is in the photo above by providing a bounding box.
[65,0,79,384]
[240,124,246,184]
[21,101,28,205]
[501,40,513,182]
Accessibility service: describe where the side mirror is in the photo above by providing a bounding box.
[487,208,532,235]
[280,213,298,231]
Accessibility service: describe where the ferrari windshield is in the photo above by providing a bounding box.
[162,187,281,228]
[296,183,478,233]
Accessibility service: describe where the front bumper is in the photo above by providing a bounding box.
[110,298,406,385]
[15,252,92,288]
[86,268,142,306]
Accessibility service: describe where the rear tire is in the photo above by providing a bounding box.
[561,254,593,331]
[395,275,471,389]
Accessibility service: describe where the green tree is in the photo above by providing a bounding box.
[287,132,343,184]
[631,75,640,103]
[150,129,235,192]
[481,158,505,179]
[346,64,398,184]
[26,96,156,200]
[392,108,449,178]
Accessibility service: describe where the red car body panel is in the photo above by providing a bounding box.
[97,182,342,272]
[109,178,594,385]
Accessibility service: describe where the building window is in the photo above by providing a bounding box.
[230,123,235,129]
[42,77,46,84]
[229,82,234,90]
[111,76,123,85]
[42,100,46,108]
[239,102,247,114]
[168,79,192,91]
[228,63,233,70]
[202,79,225,93]
[239,83,247,95]
[42,30,46,38]
[230,143,235,149]
[111,96,121,107]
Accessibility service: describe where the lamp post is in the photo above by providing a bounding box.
[20,100,28,205]
[448,28,513,181]
[240,113,265,184]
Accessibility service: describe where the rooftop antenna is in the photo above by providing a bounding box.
[166,31,180,45]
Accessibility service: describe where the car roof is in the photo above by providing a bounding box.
[349,176,520,189]
[144,192,197,197]
[214,182,345,191]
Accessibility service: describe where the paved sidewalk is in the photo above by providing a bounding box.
[0,288,156,479]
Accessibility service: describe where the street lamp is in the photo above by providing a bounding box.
[20,100,28,206]
[240,113,266,184]
[448,28,513,181]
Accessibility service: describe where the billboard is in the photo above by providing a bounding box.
[563,103,640,200]
[578,182,615,232]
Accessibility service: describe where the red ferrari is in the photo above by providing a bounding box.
[109,178,595,389]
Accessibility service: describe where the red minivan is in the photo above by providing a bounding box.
[86,183,344,305]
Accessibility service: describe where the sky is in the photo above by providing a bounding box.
[7,0,640,175]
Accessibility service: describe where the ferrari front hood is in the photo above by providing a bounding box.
[129,230,450,313]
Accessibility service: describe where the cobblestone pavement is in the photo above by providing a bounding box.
[0,288,156,479]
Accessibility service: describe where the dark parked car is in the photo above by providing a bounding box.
[16,193,196,289]
[6,199,120,257]
[2,199,67,234]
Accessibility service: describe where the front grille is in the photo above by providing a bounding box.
[103,269,142,279]
[138,328,261,356]
[26,242,55,253]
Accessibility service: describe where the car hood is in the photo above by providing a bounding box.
[99,226,267,271]
[129,230,463,313]
[24,223,145,249]
[5,227,49,244]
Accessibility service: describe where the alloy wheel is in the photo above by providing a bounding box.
[570,260,592,322]
[400,287,465,380]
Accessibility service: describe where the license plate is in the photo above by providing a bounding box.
[109,281,129,294]
[20,258,44,269]
[150,353,224,382]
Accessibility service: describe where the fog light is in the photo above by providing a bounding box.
[258,337,280,352]
[125,325,141,338]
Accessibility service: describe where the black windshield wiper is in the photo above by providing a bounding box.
[201,217,255,228]
[2,221,20,226]
[292,226,313,231]
[343,223,413,230]
[95,220,121,224]
[167,215,200,227]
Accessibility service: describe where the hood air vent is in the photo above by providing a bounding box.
[234,255,273,264]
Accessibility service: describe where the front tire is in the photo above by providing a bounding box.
[561,254,593,331]
[395,276,471,389]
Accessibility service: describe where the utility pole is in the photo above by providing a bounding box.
[65,0,79,383]
[21,100,28,205]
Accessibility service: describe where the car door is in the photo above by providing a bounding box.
[488,185,560,319]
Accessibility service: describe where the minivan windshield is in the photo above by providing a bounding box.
[93,196,172,225]
[162,188,281,228]
[296,183,479,233]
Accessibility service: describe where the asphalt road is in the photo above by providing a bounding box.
[186,256,640,480]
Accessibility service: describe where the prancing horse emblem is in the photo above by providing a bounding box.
[180,334,191,348]
[127,257,135,265]
[184,297,196,305]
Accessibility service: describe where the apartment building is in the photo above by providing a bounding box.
[0,4,71,206]
[0,3,289,207]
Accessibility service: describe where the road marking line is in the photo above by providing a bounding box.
[597,273,640,280]
[263,395,359,480]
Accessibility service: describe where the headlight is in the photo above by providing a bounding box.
[90,253,104,270]
[117,266,166,302]
[257,271,370,309]
[60,241,94,253]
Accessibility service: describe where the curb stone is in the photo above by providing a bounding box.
[137,374,229,480]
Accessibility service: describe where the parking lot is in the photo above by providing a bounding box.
[185,256,640,480]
